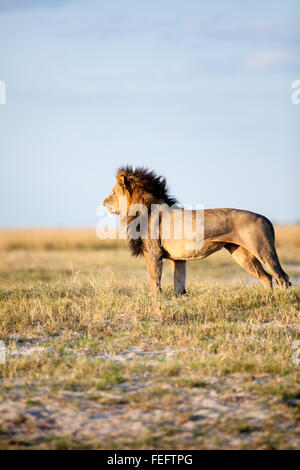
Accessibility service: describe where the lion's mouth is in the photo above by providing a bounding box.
[105,205,119,215]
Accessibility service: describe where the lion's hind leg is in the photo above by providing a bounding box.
[240,218,290,289]
[248,242,290,289]
[225,244,273,289]
[255,251,290,289]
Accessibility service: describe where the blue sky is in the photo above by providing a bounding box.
[0,0,299,227]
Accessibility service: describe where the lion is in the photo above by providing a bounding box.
[103,166,290,295]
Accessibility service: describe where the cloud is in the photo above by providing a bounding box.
[180,16,300,49]
[244,49,300,71]
[0,0,80,12]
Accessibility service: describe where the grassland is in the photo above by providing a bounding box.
[0,227,299,449]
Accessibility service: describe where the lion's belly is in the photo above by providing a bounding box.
[161,239,225,260]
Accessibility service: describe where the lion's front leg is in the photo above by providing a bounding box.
[171,260,186,295]
[143,251,163,296]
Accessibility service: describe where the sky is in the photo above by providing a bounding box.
[0,0,299,227]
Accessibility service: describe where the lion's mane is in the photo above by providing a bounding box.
[116,166,178,256]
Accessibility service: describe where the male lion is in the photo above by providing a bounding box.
[103,166,290,295]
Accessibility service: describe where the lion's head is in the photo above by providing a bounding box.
[103,166,177,215]
[102,180,125,215]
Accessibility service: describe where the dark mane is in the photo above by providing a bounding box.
[116,166,178,257]
[116,165,178,207]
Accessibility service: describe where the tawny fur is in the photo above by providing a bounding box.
[103,166,290,295]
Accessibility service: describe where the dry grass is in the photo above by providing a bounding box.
[275,225,300,248]
[0,228,299,449]
[0,225,299,251]
[0,228,125,251]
